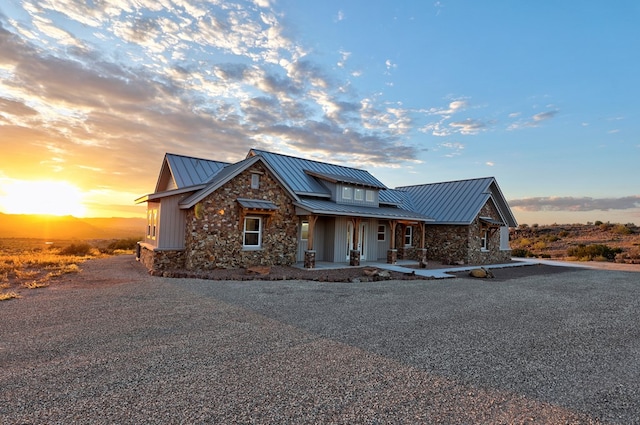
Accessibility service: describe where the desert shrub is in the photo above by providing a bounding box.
[594,220,603,226]
[612,224,632,235]
[106,237,140,251]
[559,230,569,237]
[511,248,535,258]
[566,244,623,261]
[518,238,532,248]
[58,243,94,256]
[533,241,547,250]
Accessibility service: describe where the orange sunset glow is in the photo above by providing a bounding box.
[0,180,87,217]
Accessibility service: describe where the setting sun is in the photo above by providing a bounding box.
[0,180,87,217]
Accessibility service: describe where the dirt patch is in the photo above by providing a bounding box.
[157,264,430,282]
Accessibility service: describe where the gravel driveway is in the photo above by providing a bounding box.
[1,255,639,424]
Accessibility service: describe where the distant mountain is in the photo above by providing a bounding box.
[0,213,146,240]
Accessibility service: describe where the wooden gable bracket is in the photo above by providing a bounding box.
[238,207,276,227]
[480,222,501,237]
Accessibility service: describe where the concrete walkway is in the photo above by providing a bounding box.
[296,257,598,279]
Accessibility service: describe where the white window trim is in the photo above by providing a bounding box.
[250,173,260,189]
[354,188,364,201]
[366,190,374,202]
[481,229,489,251]
[243,216,262,249]
[377,224,386,241]
[342,186,352,199]
[404,226,413,247]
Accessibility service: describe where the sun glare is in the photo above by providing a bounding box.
[0,180,87,217]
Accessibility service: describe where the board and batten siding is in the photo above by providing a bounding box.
[157,194,187,250]
[499,226,511,250]
[332,217,378,262]
[296,217,328,262]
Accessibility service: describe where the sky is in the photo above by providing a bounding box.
[0,0,638,225]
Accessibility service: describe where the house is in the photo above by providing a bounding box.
[135,149,517,274]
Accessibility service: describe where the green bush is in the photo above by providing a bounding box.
[59,243,94,256]
[566,244,623,261]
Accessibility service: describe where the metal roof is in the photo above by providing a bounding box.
[304,170,387,189]
[164,153,229,188]
[237,198,278,210]
[396,177,517,226]
[249,149,387,196]
[295,198,433,221]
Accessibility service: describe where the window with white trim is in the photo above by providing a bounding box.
[354,188,364,201]
[342,186,352,199]
[404,226,413,246]
[147,208,157,240]
[481,229,489,251]
[243,216,262,248]
[366,190,374,202]
[251,173,260,189]
[377,224,386,241]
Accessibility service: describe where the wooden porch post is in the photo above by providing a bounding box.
[387,220,398,264]
[388,220,397,249]
[307,215,318,251]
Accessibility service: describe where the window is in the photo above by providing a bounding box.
[342,186,352,199]
[481,229,489,251]
[366,190,374,202]
[251,173,260,189]
[377,224,386,241]
[354,188,364,201]
[147,208,157,240]
[404,226,413,246]
[301,220,309,240]
[243,216,262,248]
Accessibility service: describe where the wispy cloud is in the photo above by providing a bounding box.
[510,196,640,212]
[508,109,559,130]
[0,1,425,199]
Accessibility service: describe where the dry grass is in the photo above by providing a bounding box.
[0,238,106,299]
[0,291,21,301]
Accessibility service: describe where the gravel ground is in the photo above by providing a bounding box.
[1,255,639,424]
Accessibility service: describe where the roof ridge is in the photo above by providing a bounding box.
[166,152,231,164]
[250,148,372,173]
[396,176,495,189]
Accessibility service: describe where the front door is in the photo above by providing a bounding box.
[346,221,367,260]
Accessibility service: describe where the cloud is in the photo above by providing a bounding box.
[508,109,559,130]
[510,196,640,212]
[449,118,487,135]
[438,142,465,157]
[0,0,426,208]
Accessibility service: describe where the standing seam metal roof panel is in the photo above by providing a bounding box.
[398,177,496,224]
[250,149,387,196]
[166,153,229,188]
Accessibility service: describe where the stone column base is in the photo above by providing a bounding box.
[417,248,428,268]
[304,250,316,269]
[387,249,397,264]
[349,249,361,266]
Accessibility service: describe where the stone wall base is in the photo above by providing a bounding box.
[304,250,316,269]
[139,244,185,275]
[387,249,397,264]
[349,249,361,266]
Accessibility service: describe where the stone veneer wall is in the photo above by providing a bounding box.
[424,224,470,264]
[139,243,185,275]
[183,162,298,270]
[422,199,511,265]
[467,199,512,264]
